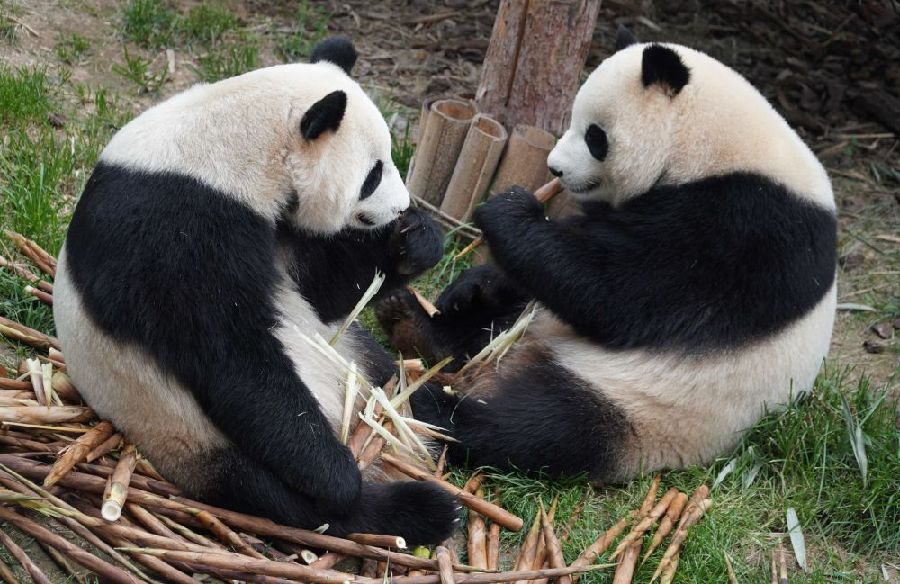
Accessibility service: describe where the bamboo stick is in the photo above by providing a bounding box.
[410,286,440,317]
[407,99,477,206]
[435,445,449,477]
[0,434,58,452]
[193,509,266,557]
[492,124,556,194]
[102,443,138,521]
[44,420,113,487]
[642,491,688,562]
[156,512,225,550]
[650,499,712,583]
[86,433,123,463]
[382,452,523,531]
[0,506,145,584]
[512,509,543,582]
[441,114,508,221]
[311,552,345,570]
[347,533,407,549]
[0,255,53,293]
[0,317,60,350]
[611,487,679,559]
[357,564,613,584]
[126,503,190,543]
[540,501,569,584]
[0,527,53,584]
[487,522,501,571]
[611,544,640,584]
[724,552,738,584]
[467,487,488,569]
[462,472,485,494]
[50,372,81,404]
[0,405,93,424]
[435,546,456,584]
[24,286,52,306]
[4,230,56,277]
[778,544,788,584]
[570,516,629,577]
[0,553,23,584]
[39,543,87,584]
[0,379,31,391]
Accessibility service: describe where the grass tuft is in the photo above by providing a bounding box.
[179,3,239,46]
[121,0,177,48]
[275,0,329,62]
[0,66,51,124]
[192,36,260,82]
[55,33,91,65]
[112,47,169,94]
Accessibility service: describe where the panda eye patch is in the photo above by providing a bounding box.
[585,124,608,161]
[359,160,383,200]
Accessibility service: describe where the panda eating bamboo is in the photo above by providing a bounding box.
[53,37,458,544]
[377,28,838,483]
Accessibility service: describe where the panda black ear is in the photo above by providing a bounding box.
[642,44,690,96]
[310,36,357,75]
[615,24,638,52]
[301,91,347,140]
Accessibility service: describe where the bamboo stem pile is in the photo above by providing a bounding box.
[0,232,713,584]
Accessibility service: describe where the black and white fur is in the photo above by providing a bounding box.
[377,30,837,482]
[53,37,457,543]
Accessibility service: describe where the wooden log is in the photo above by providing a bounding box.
[44,420,114,487]
[492,124,556,194]
[441,114,508,221]
[382,452,523,531]
[0,506,144,584]
[475,0,601,135]
[0,527,53,584]
[406,99,476,206]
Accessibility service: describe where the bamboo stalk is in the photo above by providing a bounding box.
[435,546,455,584]
[102,443,138,521]
[86,433,123,463]
[462,472,485,494]
[512,509,543,582]
[0,317,61,351]
[0,506,145,584]
[724,552,738,584]
[492,124,557,194]
[25,359,46,405]
[347,533,407,549]
[642,491,687,562]
[0,255,53,293]
[24,285,53,305]
[467,487,488,569]
[0,527,53,584]
[39,542,88,584]
[410,286,440,317]
[0,406,93,424]
[156,512,225,550]
[570,516,628,577]
[193,509,266,557]
[382,452,523,531]
[487,522,501,571]
[311,552,345,570]
[0,552,23,584]
[49,372,81,404]
[44,420,114,487]
[650,499,712,583]
[441,114,508,221]
[611,487,679,559]
[611,544,640,584]
[4,231,56,277]
[778,544,788,584]
[0,379,31,391]
[540,501,569,584]
[358,564,614,584]
[435,446,449,477]
[126,503,190,543]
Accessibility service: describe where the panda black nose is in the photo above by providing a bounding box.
[548,166,563,177]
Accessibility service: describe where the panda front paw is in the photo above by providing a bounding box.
[473,186,544,244]
[435,265,522,316]
[304,443,362,514]
[390,208,445,276]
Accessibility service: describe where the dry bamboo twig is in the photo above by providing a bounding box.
[44,420,113,487]
[642,491,688,562]
[382,452,523,531]
[102,443,138,521]
[0,526,53,584]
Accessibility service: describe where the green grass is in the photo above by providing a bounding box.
[55,33,91,65]
[121,0,177,48]
[192,35,260,82]
[275,0,329,62]
[112,47,169,93]
[179,3,239,46]
[443,369,898,583]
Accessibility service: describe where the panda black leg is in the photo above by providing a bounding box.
[192,447,459,545]
[410,357,634,481]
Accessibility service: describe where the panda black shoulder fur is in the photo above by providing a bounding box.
[53,37,458,543]
[377,29,837,482]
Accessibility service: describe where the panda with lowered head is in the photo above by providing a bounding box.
[53,37,458,543]
[377,28,837,482]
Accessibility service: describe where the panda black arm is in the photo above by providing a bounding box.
[284,208,444,323]
[65,164,362,509]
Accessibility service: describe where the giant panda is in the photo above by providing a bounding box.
[376,28,837,482]
[52,37,458,543]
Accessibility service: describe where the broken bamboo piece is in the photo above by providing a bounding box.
[44,420,114,487]
[441,113,508,221]
[381,452,523,531]
[492,124,556,194]
[347,533,407,550]
[50,372,81,404]
[102,443,138,521]
[407,99,477,206]
[435,546,456,584]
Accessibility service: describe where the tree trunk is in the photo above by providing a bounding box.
[475,0,602,136]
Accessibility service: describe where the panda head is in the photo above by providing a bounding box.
[547,28,694,205]
[284,37,409,233]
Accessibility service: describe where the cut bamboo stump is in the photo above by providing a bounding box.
[407,99,476,207]
[475,0,601,135]
[441,114,508,221]
[406,96,440,180]
[492,124,556,194]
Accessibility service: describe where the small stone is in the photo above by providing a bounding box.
[871,322,892,339]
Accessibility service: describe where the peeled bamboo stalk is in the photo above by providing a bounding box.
[44,420,114,487]
[194,509,266,557]
[102,443,138,521]
[382,452,523,531]
[348,533,407,549]
[25,358,47,405]
[611,487,679,559]
[24,285,53,305]
[642,491,688,562]
[467,487,488,569]
[435,546,456,584]
[86,433,123,463]
[4,230,56,277]
[407,99,477,206]
[0,255,53,293]
[0,317,61,350]
[348,401,384,458]
[492,124,556,194]
[0,405,93,424]
[0,527,53,584]
[441,114,508,221]
[0,506,144,584]
[539,502,570,584]
[50,372,81,404]
[650,499,712,583]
